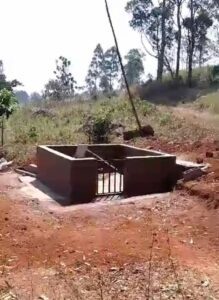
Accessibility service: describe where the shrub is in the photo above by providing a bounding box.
[83,108,113,143]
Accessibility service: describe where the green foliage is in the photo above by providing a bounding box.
[124,49,145,85]
[0,61,21,92]
[86,44,120,97]
[0,89,18,118]
[0,88,18,146]
[85,44,105,97]
[83,105,113,143]
[125,0,216,84]
[126,0,174,51]
[44,56,77,100]
[126,0,174,80]
[28,126,38,141]
[102,46,119,93]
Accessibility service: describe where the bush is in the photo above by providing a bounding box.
[83,107,113,143]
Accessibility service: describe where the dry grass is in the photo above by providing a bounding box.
[2,97,214,165]
[195,91,219,114]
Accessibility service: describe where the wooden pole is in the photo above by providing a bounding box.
[104,0,142,132]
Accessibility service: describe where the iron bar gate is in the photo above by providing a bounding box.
[86,148,124,196]
[97,170,124,196]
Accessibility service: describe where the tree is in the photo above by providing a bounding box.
[44,79,62,100]
[44,56,77,100]
[175,0,185,79]
[126,0,174,81]
[86,44,120,96]
[195,12,213,67]
[0,60,22,91]
[30,92,42,102]
[15,90,29,104]
[85,44,105,97]
[102,46,119,92]
[124,49,145,85]
[54,56,77,98]
[183,1,213,86]
[0,88,18,146]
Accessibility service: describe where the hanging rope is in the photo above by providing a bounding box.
[104,0,142,132]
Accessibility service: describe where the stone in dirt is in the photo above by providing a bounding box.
[32,109,55,118]
[206,151,213,158]
[0,158,13,171]
[183,168,205,182]
[23,164,38,174]
[123,125,154,141]
[196,157,204,164]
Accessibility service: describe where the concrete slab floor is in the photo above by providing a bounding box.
[18,175,171,213]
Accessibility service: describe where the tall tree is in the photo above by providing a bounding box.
[100,46,120,94]
[124,49,145,85]
[54,56,77,98]
[183,0,213,86]
[126,0,174,81]
[44,56,77,100]
[174,0,184,79]
[85,44,105,97]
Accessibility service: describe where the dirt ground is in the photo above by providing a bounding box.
[0,137,219,299]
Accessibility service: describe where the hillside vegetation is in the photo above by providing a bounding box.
[3,93,218,165]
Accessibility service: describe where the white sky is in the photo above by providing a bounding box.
[0,0,156,93]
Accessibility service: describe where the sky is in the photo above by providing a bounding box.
[0,0,156,94]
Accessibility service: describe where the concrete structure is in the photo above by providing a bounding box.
[37,144,177,205]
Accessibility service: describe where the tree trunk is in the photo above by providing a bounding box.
[187,0,195,87]
[176,0,182,79]
[157,0,166,81]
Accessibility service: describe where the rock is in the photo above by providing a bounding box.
[196,157,204,164]
[123,130,139,141]
[111,123,124,130]
[32,109,54,118]
[115,127,124,137]
[0,158,13,171]
[123,125,154,141]
[183,168,204,182]
[109,267,120,272]
[141,125,155,137]
[21,225,27,231]
[193,141,202,149]
[23,164,37,174]
[213,139,219,151]
[206,151,213,158]
[201,279,210,287]
[38,295,49,300]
